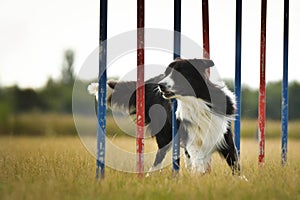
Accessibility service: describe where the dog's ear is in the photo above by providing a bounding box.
[168,58,182,69]
[188,59,214,69]
[174,57,183,61]
[107,80,117,89]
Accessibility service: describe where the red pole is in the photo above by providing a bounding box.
[202,0,210,77]
[136,0,145,176]
[202,0,210,59]
[258,0,267,166]
[202,0,211,172]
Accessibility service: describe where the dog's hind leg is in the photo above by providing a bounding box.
[217,126,240,175]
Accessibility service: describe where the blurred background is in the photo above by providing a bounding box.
[1,0,300,138]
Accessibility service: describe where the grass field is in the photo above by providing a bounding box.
[1,136,300,200]
[2,113,300,139]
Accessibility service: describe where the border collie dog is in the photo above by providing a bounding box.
[88,58,240,175]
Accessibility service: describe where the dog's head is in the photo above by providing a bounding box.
[158,58,214,100]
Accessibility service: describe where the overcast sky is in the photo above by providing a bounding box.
[0,0,299,89]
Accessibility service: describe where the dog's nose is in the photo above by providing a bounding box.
[158,82,167,92]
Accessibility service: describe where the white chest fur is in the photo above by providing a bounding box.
[176,96,229,173]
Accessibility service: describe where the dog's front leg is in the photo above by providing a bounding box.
[146,143,171,177]
[183,148,192,170]
[186,143,212,174]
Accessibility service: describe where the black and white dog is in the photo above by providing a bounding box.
[88,58,240,175]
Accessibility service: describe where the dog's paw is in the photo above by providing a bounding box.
[145,172,151,178]
[146,165,163,177]
[239,175,249,182]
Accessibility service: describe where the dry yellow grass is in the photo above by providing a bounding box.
[0,136,300,200]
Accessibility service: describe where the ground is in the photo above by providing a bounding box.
[0,136,299,200]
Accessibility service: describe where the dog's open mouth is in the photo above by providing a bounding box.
[161,91,175,98]
[157,84,176,99]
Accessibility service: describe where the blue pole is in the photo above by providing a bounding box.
[96,0,107,180]
[281,0,289,166]
[234,0,242,158]
[172,0,181,175]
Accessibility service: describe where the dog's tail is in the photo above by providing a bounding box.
[87,82,99,101]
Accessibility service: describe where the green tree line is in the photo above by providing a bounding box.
[0,49,299,121]
[1,79,299,120]
[0,50,75,115]
[225,80,300,120]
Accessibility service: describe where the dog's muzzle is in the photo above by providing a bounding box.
[158,83,175,98]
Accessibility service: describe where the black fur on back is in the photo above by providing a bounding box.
[107,74,173,149]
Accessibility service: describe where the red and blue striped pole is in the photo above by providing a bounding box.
[281,0,289,166]
[258,0,267,166]
[136,0,145,177]
[234,0,242,158]
[172,0,181,175]
[96,0,107,180]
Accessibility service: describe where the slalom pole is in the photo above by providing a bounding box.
[234,0,242,158]
[258,0,267,166]
[136,0,145,177]
[201,0,212,171]
[281,0,289,166]
[172,0,181,176]
[96,0,108,180]
[202,0,210,59]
